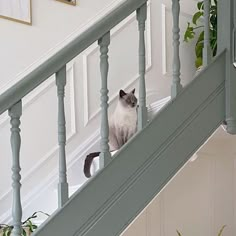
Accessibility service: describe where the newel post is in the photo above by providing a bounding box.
[218,0,236,134]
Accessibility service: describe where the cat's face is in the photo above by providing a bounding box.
[119,89,137,108]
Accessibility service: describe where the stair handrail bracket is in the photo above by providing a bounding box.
[218,0,236,134]
[0,0,147,116]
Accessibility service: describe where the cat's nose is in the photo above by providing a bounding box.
[132,102,135,107]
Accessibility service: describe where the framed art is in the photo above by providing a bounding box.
[56,0,76,6]
[0,0,32,25]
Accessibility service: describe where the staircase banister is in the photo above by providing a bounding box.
[33,51,226,236]
[0,0,147,116]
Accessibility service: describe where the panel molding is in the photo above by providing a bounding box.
[0,61,76,130]
[83,2,152,126]
[0,62,77,221]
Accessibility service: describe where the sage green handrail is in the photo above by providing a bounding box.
[0,0,146,116]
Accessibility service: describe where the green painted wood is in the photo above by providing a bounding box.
[0,0,147,117]
[137,3,148,131]
[98,32,112,167]
[8,100,23,236]
[33,51,226,236]
[203,0,211,67]
[218,0,236,134]
[56,66,69,207]
[171,0,183,98]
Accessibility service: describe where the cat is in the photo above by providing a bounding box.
[83,89,138,178]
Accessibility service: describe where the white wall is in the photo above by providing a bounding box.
[122,127,236,236]
[0,0,123,89]
[0,0,200,224]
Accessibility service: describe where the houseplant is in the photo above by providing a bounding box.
[0,211,49,236]
[184,0,217,68]
[176,225,226,236]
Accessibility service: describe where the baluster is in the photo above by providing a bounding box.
[8,100,22,236]
[171,0,183,98]
[203,0,211,67]
[137,3,148,131]
[56,66,68,207]
[98,32,111,168]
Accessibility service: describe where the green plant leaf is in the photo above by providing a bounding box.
[3,226,10,236]
[197,31,204,44]
[22,228,27,236]
[5,227,11,236]
[184,0,217,68]
[197,1,204,10]
[195,57,203,68]
[176,230,182,236]
[192,11,203,25]
[213,0,217,6]
[184,23,195,42]
[32,224,38,230]
[218,225,226,236]
[195,41,203,58]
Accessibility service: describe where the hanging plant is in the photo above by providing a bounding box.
[184,0,217,68]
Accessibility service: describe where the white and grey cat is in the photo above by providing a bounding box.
[84,89,138,178]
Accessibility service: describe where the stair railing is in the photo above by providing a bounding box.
[0,0,149,234]
[0,0,222,235]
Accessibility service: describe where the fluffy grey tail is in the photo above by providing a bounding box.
[83,152,100,178]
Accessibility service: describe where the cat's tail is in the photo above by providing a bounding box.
[83,152,100,178]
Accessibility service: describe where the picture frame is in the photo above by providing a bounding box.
[0,0,32,25]
[56,0,76,6]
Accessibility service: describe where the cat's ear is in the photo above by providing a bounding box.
[131,88,135,94]
[119,89,126,98]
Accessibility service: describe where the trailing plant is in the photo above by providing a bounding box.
[184,0,217,68]
[176,225,226,236]
[0,211,49,236]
